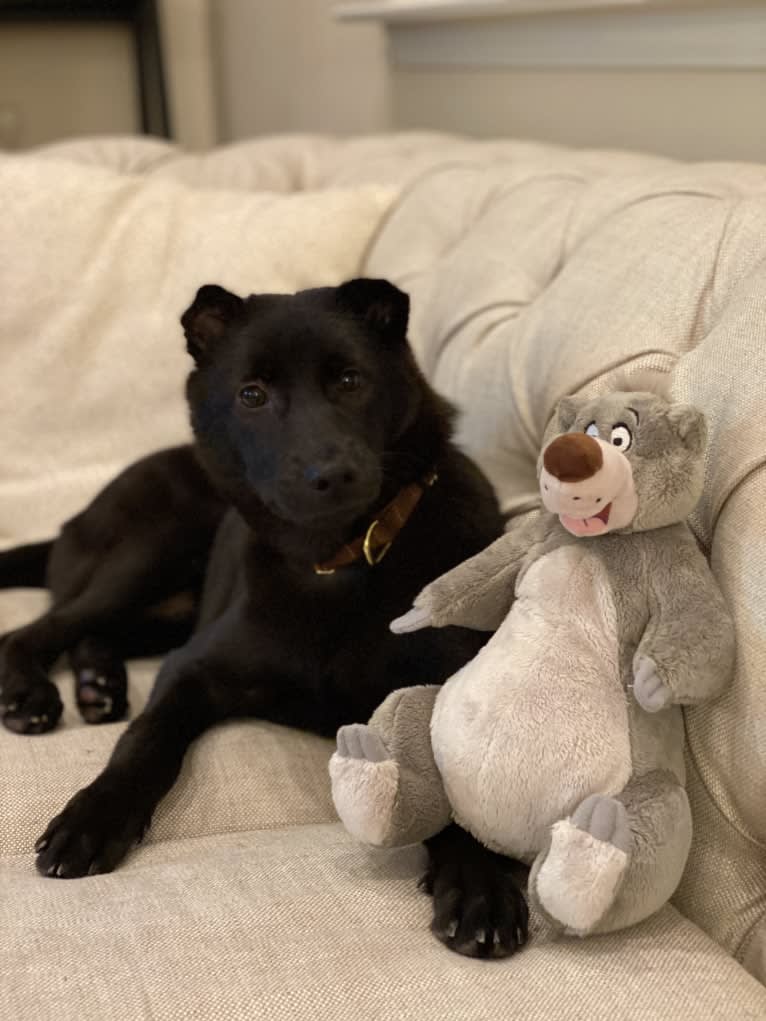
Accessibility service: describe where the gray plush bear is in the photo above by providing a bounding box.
[330,388,736,937]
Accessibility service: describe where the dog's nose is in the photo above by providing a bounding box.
[543,433,603,483]
[305,462,357,494]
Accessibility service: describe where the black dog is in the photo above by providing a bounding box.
[0,278,528,957]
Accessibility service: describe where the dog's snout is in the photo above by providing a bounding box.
[305,461,357,494]
[543,433,603,483]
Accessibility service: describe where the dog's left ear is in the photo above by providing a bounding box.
[336,278,410,344]
[181,284,245,362]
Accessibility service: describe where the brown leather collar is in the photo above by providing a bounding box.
[313,469,438,575]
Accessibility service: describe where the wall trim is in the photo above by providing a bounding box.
[336,0,648,22]
[336,4,766,70]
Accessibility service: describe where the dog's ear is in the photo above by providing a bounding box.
[335,278,410,344]
[181,284,245,362]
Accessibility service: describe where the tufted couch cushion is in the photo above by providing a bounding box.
[1,134,765,1018]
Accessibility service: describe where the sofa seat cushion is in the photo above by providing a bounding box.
[2,823,766,1021]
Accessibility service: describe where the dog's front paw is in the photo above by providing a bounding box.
[330,723,400,846]
[423,827,528,959]
[633,655,673,713]
[35,780,149,878]
[531,795,631,936]
[0,663,62,735]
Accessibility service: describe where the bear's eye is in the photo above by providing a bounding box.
[239,384,268,409]
[585,422,600,438]
[610,423,632,451]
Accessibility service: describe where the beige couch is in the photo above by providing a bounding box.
[1,133,765,1020]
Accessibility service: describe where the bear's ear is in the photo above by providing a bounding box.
[335,278,410,344]
[667,404,707,455]
[555,395,588,433]
[181,284,245,363]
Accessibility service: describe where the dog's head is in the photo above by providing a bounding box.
[538,390,707,536]
[182,278,433,530]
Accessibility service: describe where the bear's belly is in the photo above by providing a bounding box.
[431,544,631,857]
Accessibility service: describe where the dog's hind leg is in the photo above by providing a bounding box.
[69,595,199,725]
[68,636,130,725]
[0,542,190,735]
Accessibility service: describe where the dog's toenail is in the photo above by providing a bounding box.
[446,919,458,939]
[29,716,41,724]
[475,929,487,944]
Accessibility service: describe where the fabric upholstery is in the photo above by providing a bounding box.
[2,825,766,1021]
[2,133,765,1014]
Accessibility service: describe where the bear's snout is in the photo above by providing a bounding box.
[543,433,603,483]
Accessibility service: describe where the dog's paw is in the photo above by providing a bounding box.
[35,781,149,878]
[633,655,673,713]
[330,724,400,846]
[532,795,630,936]
[0,665,62,735]
[423,848,528,959]
[74,663,129,724]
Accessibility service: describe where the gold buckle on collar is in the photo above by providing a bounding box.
[363,519,392,566]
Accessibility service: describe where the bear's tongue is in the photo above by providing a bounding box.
[560,502,612,537]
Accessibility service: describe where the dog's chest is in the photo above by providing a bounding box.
[431,544,632,857]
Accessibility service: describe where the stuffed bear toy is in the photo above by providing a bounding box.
[329,387,736,937]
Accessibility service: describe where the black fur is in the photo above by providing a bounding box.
[0,278,527,956]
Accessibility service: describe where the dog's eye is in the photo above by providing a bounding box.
[585,422,600,438]
[239,384,268,409]
[339,369,362,392]
[610,423,632,451]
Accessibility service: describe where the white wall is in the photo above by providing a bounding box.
[392,67,766,163]
[212,0,390,140]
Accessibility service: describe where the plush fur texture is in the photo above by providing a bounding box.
[330,389,735,937]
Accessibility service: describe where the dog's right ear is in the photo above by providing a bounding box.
[181,284,245,362]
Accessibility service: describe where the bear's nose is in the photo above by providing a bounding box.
[543,433,603,483]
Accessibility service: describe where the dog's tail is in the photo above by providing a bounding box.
[0,541,53,588]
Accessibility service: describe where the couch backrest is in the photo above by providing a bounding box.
[364,151,766,982]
